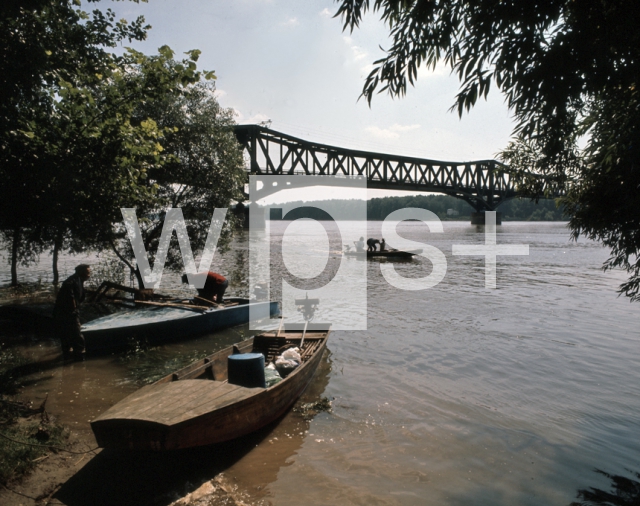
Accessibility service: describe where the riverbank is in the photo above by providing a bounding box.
[2,222,639,504]
[0,436,257,506]
[0,432,255,506]
[0,292,265,506]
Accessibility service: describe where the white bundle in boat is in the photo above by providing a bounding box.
[275,347,301,377]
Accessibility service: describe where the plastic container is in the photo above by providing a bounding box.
[227,353,266,388]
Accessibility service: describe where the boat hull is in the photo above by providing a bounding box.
[91,325,329,450]
[81,298,279,353]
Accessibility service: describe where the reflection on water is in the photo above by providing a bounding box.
[571,469,640,506]
[3,222,640,505]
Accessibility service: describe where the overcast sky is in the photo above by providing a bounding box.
[98,0,515,202]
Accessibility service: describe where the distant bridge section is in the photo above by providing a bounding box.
[234,125,517,213]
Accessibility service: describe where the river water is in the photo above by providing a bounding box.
[3,221,639,505]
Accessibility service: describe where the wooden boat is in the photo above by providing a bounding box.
[344,248,423,258]
[90,323,330,450]
[81,297,279,353]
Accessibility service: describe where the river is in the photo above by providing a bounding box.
[3,221,639,505]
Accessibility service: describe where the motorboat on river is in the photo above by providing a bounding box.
[344,248,422,259]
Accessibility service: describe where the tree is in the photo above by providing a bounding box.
[37,46,201,286]
[336,0,640,300]
[0,0,150,285]
[0,1,243,289]
[98,76,246,288]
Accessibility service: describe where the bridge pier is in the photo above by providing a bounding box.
[470,211,502,225]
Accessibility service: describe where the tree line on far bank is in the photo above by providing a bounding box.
[1,1,246,288]
[270,195,564,222]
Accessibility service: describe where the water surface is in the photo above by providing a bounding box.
[4,221,639,505]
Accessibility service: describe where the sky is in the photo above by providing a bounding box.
[97,0,516,203]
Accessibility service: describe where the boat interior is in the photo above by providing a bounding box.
[156,325,329,385]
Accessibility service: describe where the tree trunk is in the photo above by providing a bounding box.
[10,227,20,286]
[134,266,145,290]
[52,233,62,285]
[108,239,140,288]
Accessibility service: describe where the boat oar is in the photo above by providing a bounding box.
[133,300,210,313]
[300,321,308,350]
[194,296,221,308]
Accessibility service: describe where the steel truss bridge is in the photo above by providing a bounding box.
[234,124,521,212]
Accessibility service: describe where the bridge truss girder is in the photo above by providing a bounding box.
[234,124,517,211]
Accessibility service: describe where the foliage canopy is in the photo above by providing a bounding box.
[107,79,246,287]
[0,1,245,286]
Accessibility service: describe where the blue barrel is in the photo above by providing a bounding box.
[227,353,266,388]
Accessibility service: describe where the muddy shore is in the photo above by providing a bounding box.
[0,429,260,506]
[0,290,265,506]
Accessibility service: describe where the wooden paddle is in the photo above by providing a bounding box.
[194,296,221,308]
[133,300,210,313]
[300,320,308,350]
[193,296,240,309]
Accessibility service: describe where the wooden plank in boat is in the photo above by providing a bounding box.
[95,380,219,421]
[93,383,188,420]
[96,380,262,427]
[150,383,243,424]
[137,381,243,424]
[160,385,261,426]
[176,361,214,380]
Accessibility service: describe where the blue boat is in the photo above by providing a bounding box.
[81,297,279,353]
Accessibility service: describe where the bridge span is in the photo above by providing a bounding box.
[234,124,519,223]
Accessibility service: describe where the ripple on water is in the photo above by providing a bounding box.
[6,222,640,505]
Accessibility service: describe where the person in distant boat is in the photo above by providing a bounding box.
[354,237,365,252]
[182,271,228,303]
[367,238,380,251]
[53,264,91,361]
[380,238,387,252]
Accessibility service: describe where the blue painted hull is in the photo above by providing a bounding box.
[81,298,279,353]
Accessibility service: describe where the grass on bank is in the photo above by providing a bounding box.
[0,414,68,484]
[0,348,68,485]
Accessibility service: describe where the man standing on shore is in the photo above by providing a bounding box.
[53,264,91,361]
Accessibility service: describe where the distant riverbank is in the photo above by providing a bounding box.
[263,194,565,222]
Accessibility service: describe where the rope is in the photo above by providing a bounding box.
[0,430,99,455]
